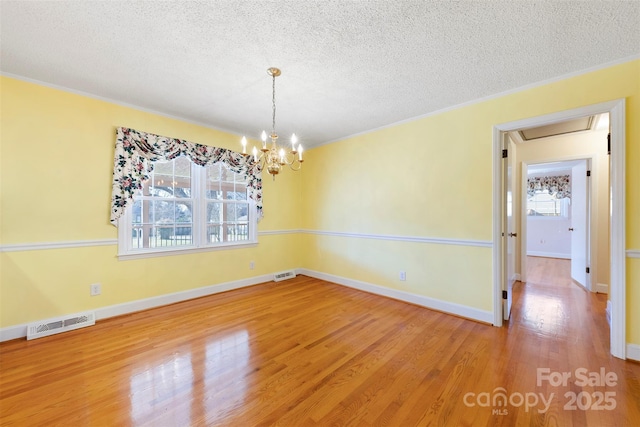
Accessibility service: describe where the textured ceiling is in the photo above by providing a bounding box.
[1,1,639,147]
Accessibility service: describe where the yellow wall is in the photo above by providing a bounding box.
[515,128,610,287]
[1,59,639,348]
[0,77,302,327]
[300,59,639,345]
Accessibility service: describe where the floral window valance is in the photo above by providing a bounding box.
[110,127,262,226]
[527,175,571,199]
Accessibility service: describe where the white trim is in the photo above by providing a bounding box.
[0,268,496,342]
[316,55,640,148]
[7,229,581,255]
[606,300,612,326]
[609,100,626,359]
[526,251,571,259]
[493,99,626,359]
[627,344,640,362]
[0,239,117,252]
[0,72,245,140]
[627,249,640,258]
[117,242,259,261]
[258,229,300,236]
[519,161,528,283]
[117,164,260,259]
[7,56,638,151]
[596,283,609,294]
[0,230,301,254]
[0,273,273,342]
[1,230,496,258]
[302,229,492,248]
[492,126,504,327]
[298,268,494,325]
[3,325,28,342]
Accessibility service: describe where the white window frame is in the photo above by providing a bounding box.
[526,192,570,218]
[118,159,258,260]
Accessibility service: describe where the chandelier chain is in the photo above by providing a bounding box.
[272,74,276,135]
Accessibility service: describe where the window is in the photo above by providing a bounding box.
[118,156,256,258]
[527,191,570,217]
[204,163,252,244]
[526,174,571,218]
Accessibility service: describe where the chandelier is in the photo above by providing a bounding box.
[241,67,303,179]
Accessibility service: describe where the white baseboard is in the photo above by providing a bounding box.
[596,283,609,294]
[526,251,571,259]
[604,301,638,361]
[0,273,273,342]
[0,269,630,358]
[627,344,640,362]
[298,268,494,325]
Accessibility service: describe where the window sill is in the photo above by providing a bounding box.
[117,241,258,261]
[526,216,569,220]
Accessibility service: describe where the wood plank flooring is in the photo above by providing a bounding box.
[1,260,639,426]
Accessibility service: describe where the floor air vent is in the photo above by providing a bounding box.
[273,270,296,282]
[27,312,95,340]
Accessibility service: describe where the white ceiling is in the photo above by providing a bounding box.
[527,160,581,177]
[1,1,639,148]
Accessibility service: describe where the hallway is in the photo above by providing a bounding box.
[511,256,609,344]
[524,256,577,288]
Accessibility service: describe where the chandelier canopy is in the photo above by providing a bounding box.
[241,67,303,180]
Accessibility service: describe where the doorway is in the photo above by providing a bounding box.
[492,99,626,359]
[523,158,592,291]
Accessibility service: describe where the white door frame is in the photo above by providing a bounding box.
[492,99,626,359]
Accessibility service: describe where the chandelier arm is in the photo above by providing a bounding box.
[280,151,302,167]
[287,162,303,172]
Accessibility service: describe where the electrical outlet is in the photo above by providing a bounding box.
[90,283,101,296]
[250,261,255,270]
[399,271,406,281]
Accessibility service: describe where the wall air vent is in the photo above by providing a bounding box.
[273,270,296,282]
[27,312,95,340]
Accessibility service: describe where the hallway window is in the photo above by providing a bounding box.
[527,174,571,217]
[527,191,569,217]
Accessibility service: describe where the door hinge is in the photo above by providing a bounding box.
[502,149,508,158]
[586,170,591,177]
[607,133,611,155]
[502,290,508,299]
[586,267,590,274]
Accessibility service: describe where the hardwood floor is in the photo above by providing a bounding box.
[525,255,575,288]
[1,264,639,426]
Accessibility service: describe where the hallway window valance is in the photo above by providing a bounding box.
[526,175,571,199]
[110,127,262,226]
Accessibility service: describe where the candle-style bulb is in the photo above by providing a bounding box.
[241,136,247,154]
[298,144,303,161]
